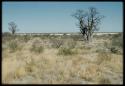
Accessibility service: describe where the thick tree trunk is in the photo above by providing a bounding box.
[87,32,92,43]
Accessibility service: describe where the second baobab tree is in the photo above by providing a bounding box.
[72,7,104,42]
[8,22,19,35]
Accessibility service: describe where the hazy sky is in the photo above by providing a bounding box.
[2,2,123,33]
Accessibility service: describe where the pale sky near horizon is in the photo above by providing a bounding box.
[2,2,123,33]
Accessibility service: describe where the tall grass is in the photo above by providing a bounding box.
[97,75,111,84]
[8,40,18,52]
[30,39,44,54]
[96,52,112,65]
[66,39,77,49]
[51,39,64,48]
[58,47,77,55]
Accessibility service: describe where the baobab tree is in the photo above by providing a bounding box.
[8,22,19,35]
[72,7,104,42]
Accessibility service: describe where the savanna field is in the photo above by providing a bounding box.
[2,33,123,84]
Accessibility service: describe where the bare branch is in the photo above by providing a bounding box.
[72,7,104,42]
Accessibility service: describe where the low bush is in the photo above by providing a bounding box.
[110,33,123,54]
[2,32,12,37]
[58,47,77,55]
[32,46,44,54]
[30,40,44,54]
[23,35,31,42]
[51,39,64,48]
[8,40,18,52]
[110,47,122,54]
[111,33,123,48]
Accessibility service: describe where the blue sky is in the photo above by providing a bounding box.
[2,2,123,33]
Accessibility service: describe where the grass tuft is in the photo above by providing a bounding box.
[8,40,18,52]
[57,47,77,55]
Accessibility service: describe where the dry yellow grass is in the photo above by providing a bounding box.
[2,36,123,84]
